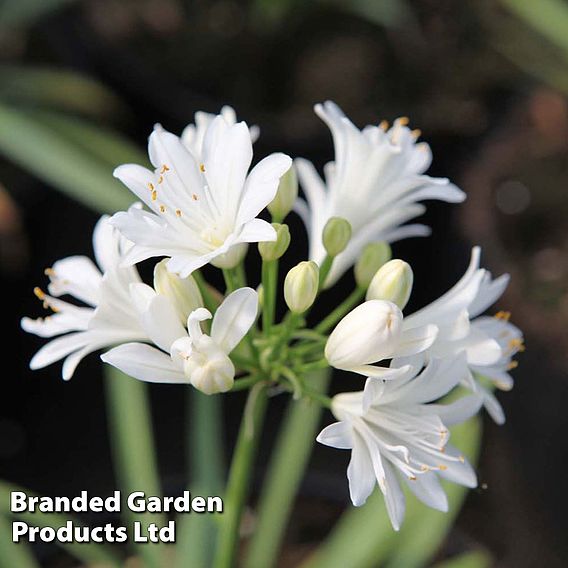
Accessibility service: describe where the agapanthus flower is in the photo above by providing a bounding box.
[295,101,465,285]
[111,111,291,276]
[317,356,480,529]
[393,247,524,423]
[102,286,258,395]
[324,299,438,378]
[20,216,147,380]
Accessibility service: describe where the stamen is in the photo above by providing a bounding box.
[160,164,170,174]
[438,464,448,471]
[199,163,206,173]
[148,182,155,191]
[159,205,166,213]
[379,120,389,131]
[175,209,182,217]
[44,268,55,276]
[398,116,409,126]
[458,455,465,463]
[409,475,417,481]
[151,190,157,201]
[157,175,164,184]
[192,194,199,201]
[507,360,518,370]
[495,311,511,321]
[411,128,421,139]
[33,287,46,300]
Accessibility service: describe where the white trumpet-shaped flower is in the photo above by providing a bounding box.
[20,216,147,380]
[295,101,465,286]
[111,112,292,277]
[317,356,480,530]
[325,300,438,379]
[101,287,258,395]
[181,105,259,158]
[394,247,524,424]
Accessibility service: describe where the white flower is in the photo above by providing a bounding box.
[20,216,147,380]
[101,287,258,395]
[396,247,523,424]
[317,356,480,530]
[181,105,259,158]
[110,113,292,277]
[325,300,438,379]
[295,101,465,286]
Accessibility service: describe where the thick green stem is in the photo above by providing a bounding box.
[261,259,278,332]
[213,384,269,568]
[104,368,165,568]
[175,391,224,568]
[318,255,334,288]
[244,369,332,568]
[315,287,365,334]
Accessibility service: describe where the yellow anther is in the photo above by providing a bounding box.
[148,182,155,191]
[495,311,511,321]
[151,190,157,201]
[159,205,166,213]
[398,116,409,126]
[420,465,429,472]
[44,268,55,276]
[33,287,46,300]
[160,164,170,174]
[411,128,421,139]
[157,175,164,184]
[509,338,525,352]
[458,455,465,463]
[507,360,518,370]
[379,120,389,131]
[438,464,448,471]
[175,209,182,217]
[192,193,199,201]
[199,163,206,173]
[409,475,417,481]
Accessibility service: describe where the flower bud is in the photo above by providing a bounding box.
[154,260,203,324]
[325,300,403,371]
[354,242,392,288]
[323,217,352,257]
[258,223,290,261]
[284,261,319,313]
[268,166,298,221]
[366,259,413,310]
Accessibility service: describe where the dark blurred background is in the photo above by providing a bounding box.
[1,0,567,566]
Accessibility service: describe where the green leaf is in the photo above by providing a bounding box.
[0,66,127,119]
[0,480,121,567]
[0,102,138,213]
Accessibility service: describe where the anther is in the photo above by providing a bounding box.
[495,311,511,321]
[160,164,170,174]
[33,287,46,300]
[192,194,199,201]
[148,182,155,191]
[411,128,421,139]
[159,205,166,213]
[44,268,55,276]
[175,209,182,217]
[398,116,409,126]
[507,360,518,370]
[199,163,206,173]
[151,190,157,201]
[379,120,389,131]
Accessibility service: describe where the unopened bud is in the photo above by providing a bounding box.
[323,217,352,257]
[258,223,290,261]
[284,261,319,313]
[366,259,413,310]
[268,166,298,221]
[154,260,204,324]
[354,242,392,288]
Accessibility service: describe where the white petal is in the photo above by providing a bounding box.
[236,153,292,226]
[47,256,102,306]
[347,431,376,507]
[101,343,187,383]
[316,421,353,449]
[395,324,438,358]
[430,394,483,426]
[29,332,92,370]
[93,215,121,272]
[404,471,448,512]
[211,288,258,353]
[142,295,187,352]
[382,461,406,531]
[236,218,276,244]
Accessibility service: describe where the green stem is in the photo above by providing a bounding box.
[213,384,269,568]
[315,287,365,334]
[261,259,278,332]
[318,255,334,288]
[104,368,165,568]
[175,391,224,568]
[244,369,332,568]
[223,268,238,294]
[231,375,261,391]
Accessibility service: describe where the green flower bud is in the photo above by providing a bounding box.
[154,259,204,323]
[366,259,413,310]
[323,217,352,257]
[354,242,392,288]
[268,166,298,221]
[258,223,291,261]
[284,261,319,313]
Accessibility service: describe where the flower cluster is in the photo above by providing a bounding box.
[22,102,523,530]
